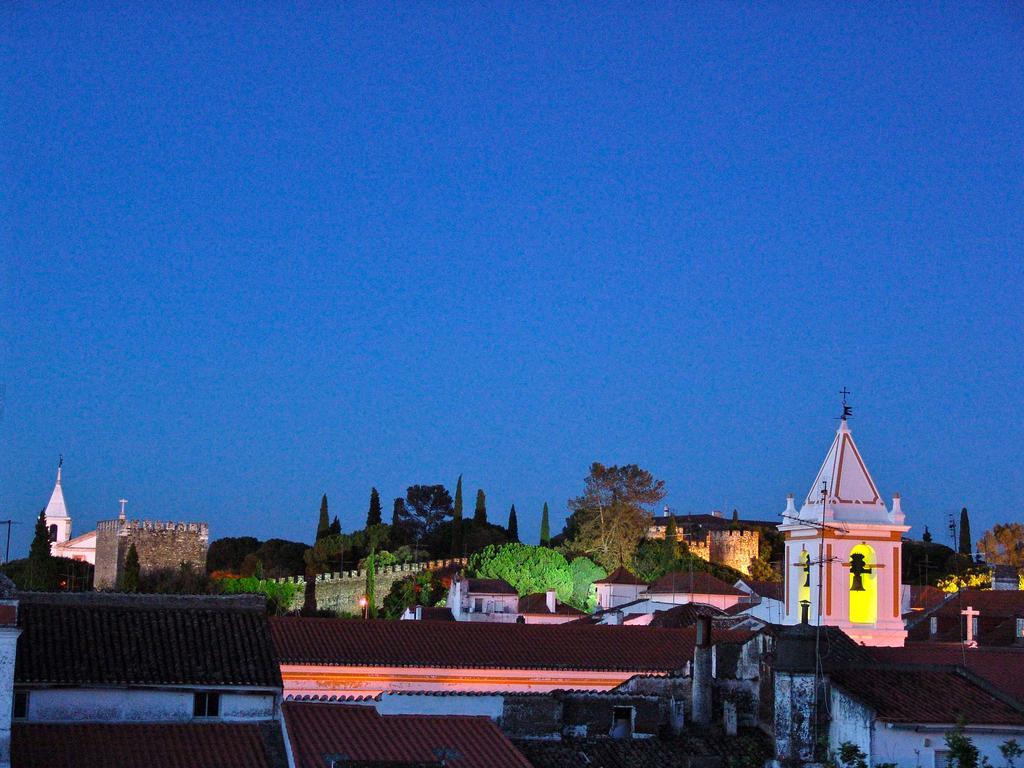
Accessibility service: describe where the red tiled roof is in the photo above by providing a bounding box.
[594,567,646,585]
[518,593,586,615]
[272,617,750,672]
[871,645,1024,703]
[15,592,281,688]
[466,578,518,595]
[908,585,946,611]
[646,572,744,596]
[11,722,288,768]
[928,590,1024,617]
[828,667,1024,725]
[283,702,532,768]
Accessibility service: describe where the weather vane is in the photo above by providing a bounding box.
[838,388,852,421]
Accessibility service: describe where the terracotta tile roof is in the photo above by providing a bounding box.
[283,702,532,768]
[907,589,1024,645]
[871,645,1024,704]
[647,603,725,628]
[272,617,751,672]
[594,567,646,585]
[646,572,744,596]
[466,578,518,595]
[908,585,946,611]
[518,593,586,615]
[768,624,875,672]
[927,589,1024,618]
[11,722,289,768]
[828,666,1024,725]
[15,592,281,688]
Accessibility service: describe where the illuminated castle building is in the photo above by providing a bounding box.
[779,413,908,647]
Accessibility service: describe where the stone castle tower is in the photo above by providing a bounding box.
[94,517,209,590]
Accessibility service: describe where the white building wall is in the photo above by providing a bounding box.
[23,688,276,722]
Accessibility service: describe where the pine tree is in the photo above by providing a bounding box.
[507,504,519,542]
[664,514,679,561]
[730,508,740,530]
[27,508,56,591]
[540,502,550,546]
[122,543,140,593]
[473,489,487,524]
[316,494,330,541]
[328,516,341,537]
[959,507,972,555]
[451,475,464,556]
[390,498,406,546]
[923,526,933,544]
[366,487,382,527]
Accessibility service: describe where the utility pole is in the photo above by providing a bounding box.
[0,520,18,565]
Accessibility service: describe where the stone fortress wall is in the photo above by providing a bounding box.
[272,558,467,613]
[95,519,209,590]
[648,523,760,576]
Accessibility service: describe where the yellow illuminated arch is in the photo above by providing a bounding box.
[798,550,811,609]
[848,543,877,625]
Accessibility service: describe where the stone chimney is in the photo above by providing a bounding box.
[890,492,905,525]
[691,615,713,726]
[545,588,557,614]
[415,605,423,620]
[0,575,20,768]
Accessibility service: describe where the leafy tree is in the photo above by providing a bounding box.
[138,563,216,594]
[978,523,1024,568]
[121,544,140,592]
[663,515,679,561]
[944,720,985,768]
[254,538,309,578]
[452,475,464,556]
[26,509,56,591]
[366,487,382,527]
[317,494,330,541]
[217,576,298,615]
[631,538,744,585]
[937,567,992,593]
[923,526,933,543]
[328,516,341,537]
[507,504,519,542]
[473,489,487,524]
[240,553,261,577]
[361,523,389,619]
[391,498,407,545]
[206,536,261,574]
[565,463,666,571]
[540,502,551,546]
[959,507,972,555]
[568,556,606,611]
[381,569,446,619]
[400,485,453,542]
[1001,739,1023,768]
[425,518,509,558]
[748,554,780,582]
[468,543,573,604]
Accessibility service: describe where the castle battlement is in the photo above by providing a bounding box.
[97,519,209,536]
[272,557,466,586]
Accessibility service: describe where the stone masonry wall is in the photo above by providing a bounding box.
[94,519,209,590]
[710,530,759,576]
[273,559,466,614]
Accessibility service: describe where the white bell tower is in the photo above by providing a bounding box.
[43,458,73,552]
[780,407,909,647]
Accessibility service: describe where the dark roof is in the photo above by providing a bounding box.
[647,603,726,629]
[650,513,779,530]
[871,645,1024,704]
[466,578,518,595]
[408,607,456,622]
[767,623,875,672]
[907,585,946,611]
[15,592,281,688]
[927,589,1024,618]
[283,702,532,768]
[594,567,646,585]
[907,589,1024,645]
[646,572,744,596]
[11,722,289,768]
[272,617,752,672]
[742,580,784,601]
[828,666,1024,725]
[518,593,586,616]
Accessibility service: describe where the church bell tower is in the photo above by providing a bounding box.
[780,406,908,647]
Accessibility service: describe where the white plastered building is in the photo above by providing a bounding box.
[43,464,97,565]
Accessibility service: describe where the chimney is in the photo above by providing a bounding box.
[0,576,20,768]
[546,588,557,614]
[890,493,904,524]
[415,605,423,620]
[606,610,623,626]
[691,616,713,726]
[785,494,797,518]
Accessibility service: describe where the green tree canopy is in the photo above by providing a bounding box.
[316,494,330,541]
[568,556,606,611]
[540,502,550,546]
[978,522,1024,568]
[565,463,666,571]
[663,515,679,561]
[473,489,487,524]
[468,543,573,604]
[26,509,56,591]
[121,544,140,592]
[400,484,453,541]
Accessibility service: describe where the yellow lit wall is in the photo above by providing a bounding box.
[798,550,810,607]
[848,543,877,624]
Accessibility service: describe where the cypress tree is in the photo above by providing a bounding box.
[122,543,140,593]
[922,526,932,544]
[328,516,341,537]
[507,504,519,542]
[664,514,679,561]
[540,502,550,546]
[366,487,382,527]
[730,508,740,530]
[959,507,972,555]
[364,549,376,619]
[390,498,406,546]
[473,489,487,524]
[316,494,330,541]
[451,475,464,556]
[27,508,55,591]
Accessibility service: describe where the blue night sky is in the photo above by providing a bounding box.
[2,4,1022,559]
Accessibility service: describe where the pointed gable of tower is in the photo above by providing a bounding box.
[45,466,69,520]
[804,418,884,509]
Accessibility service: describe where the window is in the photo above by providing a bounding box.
[934,749,951,767]
[611,706,634,739]
[930,617,938,635]
[1016,618,1024,639]
[971,617,979,638]
[47,525,57,543]
[13,691,28,719]
[193,692,220,718]
[473,598,483,613]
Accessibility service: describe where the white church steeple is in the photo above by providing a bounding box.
[779,404,909,647]
[44,457,73,550]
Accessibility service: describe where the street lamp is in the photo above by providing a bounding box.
[358,595,368,620]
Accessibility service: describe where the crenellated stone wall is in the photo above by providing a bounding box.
[272,558,466,613]
[710,530,759,576]
[94,519,209,590]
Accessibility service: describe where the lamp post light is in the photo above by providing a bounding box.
[358,595,368,620]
